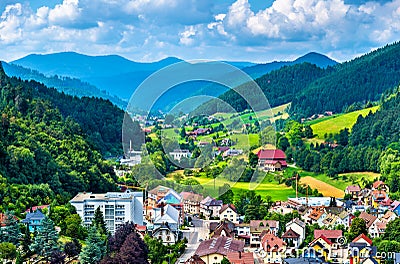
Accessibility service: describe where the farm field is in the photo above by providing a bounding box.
[310,106,379,139]
[299,176,344,198]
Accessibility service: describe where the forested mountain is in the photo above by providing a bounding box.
[242,52,337,79]
[201,42,400,119]
[291,86,400,196]
[291,42,400,118]
[195,62,329,115]
[10,51,337,112]
[11,52,184,102]
[2,62,127,109]
[0,64,118,212]
[1,62,124,156]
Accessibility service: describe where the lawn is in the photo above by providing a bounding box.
[230,133,259,150]
[310,106,379,139]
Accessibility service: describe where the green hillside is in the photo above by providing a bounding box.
[310,106,379,139]
[0,64,118,212]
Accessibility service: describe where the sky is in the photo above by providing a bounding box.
[0,0,399,63]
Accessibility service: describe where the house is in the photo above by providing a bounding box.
[185,255,206,264]
[352,234,372,246]
[0,213,18,228]
[358,212,381,238]
[181,192,204,215]
[260,232,286,264]
[152,223,177,245]
[215,147,230,156]
[282,228,301,249]
[222,149,243,158]
[313,230,343,245]
[348,234,378,264]
[194,237,244,264]
[380,210,396,223]
[284,218,306,247]
[358,189,372,207]
[307,207,327,225]
[147,186,182,214]
[322,213,339,228]
[169,149,192,161]
[21,210,46,232]
[372,180,389,193]
[69,190,144,234]
[219,204,239,223]
[200,196,223,219]
[371,190,388,208]
[345,185,361,200]
[210,220,235,238]
[153,204,180,232]
[226,252,254,264]
[335,211,353,228]
[25,205,50,214]
[308,235,332,261]
[257,149,287,171]
[390,200,400,215]
[249,220,279,247]
[235,223,251,244]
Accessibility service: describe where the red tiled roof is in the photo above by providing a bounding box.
[180,192,204,202]
[264,160,288,166]
[226,252,254,264]
[359,212,378,228]
[194,237,244,257]
[282,228,300,239]
[346,185,361,192]
[261,233,286,252]
[310,234,332,246]
[257,149,286,160]
[25,205,50,213]
[314,230,342,239]
[352,233,372,246]
[220,204,237,214]
[372,181,386,189]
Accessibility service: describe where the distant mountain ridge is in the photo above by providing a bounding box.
[10,51,337,112]
[196,41,400,119]
[242,52,337,79]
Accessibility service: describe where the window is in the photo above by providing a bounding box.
[167,236,171,241]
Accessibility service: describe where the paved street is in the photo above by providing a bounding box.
[176,218,208,263]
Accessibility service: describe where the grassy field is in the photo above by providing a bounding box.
[167,172,296,201]
[310,106,379,139]
[212,103,290,125]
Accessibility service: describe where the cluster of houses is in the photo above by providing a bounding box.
[10,175,400,264]
[183,179,400,264]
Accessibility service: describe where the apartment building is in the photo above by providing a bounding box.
[70,190,143,234]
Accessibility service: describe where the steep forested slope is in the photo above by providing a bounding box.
[0,64,118,212]
[2,62,124,156]
[202,42,400,119]
[291,42,400,118]
[2,62,127,109]
[195,62,328,115]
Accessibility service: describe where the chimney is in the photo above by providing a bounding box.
[239,251,241,259]
[161,203,165,216]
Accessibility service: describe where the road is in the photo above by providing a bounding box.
[176,218,208,263]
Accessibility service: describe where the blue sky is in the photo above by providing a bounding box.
[0,0,399,63]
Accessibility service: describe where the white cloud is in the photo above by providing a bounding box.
[0,0,399,63]
[48,0,81,27]
[179,26,196,46]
